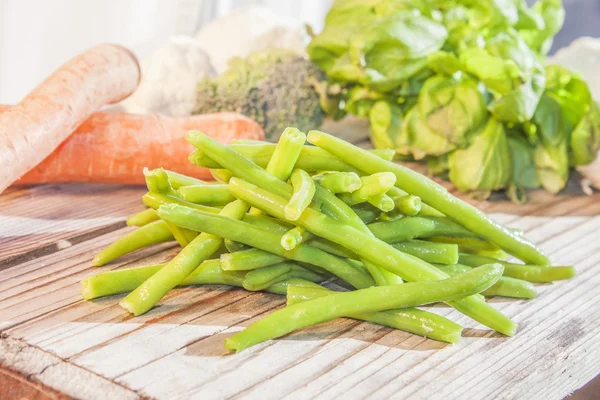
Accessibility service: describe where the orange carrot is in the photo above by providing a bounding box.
[8,109,263,185]
[0,44,140,193]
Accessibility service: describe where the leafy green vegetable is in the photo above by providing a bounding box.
[309,0,598,201]
[448,118,511,195]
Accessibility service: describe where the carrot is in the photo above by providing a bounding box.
[8,110,264,185]
[0,44,141,193]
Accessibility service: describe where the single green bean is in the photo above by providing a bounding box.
[126,209,159,227]
[220,248,286,271]
[368,216,479,243]
[189,144,395,172]
[394,195,422,216]
[287,286,462,343]
[93,220,174,266]
[434,264,536,299]
[307,130,548,265]
[264,278,325,295]
[242,262,324,291]
[225,264,503,351]
[242,214,293,234]
[120,200,249,316]
[144,167,177,196]
[177,184,235,205]
[157,204,375,289]
[81,259,246,300]
[366,193,395,212]
[353,204,380,224]
[312,172,362,194]
[142,192,221,214]
[339,173,397,206]
[210,169,233,183]
[227,178,517,336]
[387,187,443,217]
[458,254,575,282]
[224,239,248,253]
[392,240,459,265]
[266,127,306,180]
[308,237,358,259]
[281,227,311,251]
[285,169,316,220]
[164,170,206,189]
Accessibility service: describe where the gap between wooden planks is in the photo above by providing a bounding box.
[0,184,599,399]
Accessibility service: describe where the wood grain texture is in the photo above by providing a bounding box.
[0,184,599,399]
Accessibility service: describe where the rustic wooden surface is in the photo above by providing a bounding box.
[1,174,599,399]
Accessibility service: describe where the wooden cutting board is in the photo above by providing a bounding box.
[1,176,599,400]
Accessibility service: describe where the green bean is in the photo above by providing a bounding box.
[144,167,177,196]
[391,240,459,265]
[285,169,316,220]
[157,204,375,289]
[143,192,221,214]
[227,178,516,336]
[339,173,397,206]
[126,209,159,227]
[287,286,462,343]
[386,187,442,217]
[242,214,293,234]
[177,184,235,205]
[267,127,306,179]
[144,168,198,246]
[224,239,248,253]
[368,216,479,243]
[307,130,549,265]
[434,264,536,299]
[458,254,575,282]
[308,237,358,259]
[81,260,246,300]
[164,170,206,189]
[353,204,380,224]
[312,172,362,193]
[366,193,395,212]
[210,169,233,183]
[189,144,395,172]
[220,248,286,271]
[120,200,249,316]
[93,220,174,266]
[264,278,325,295]
[225,264,503,351]
[242,262,325,291]
[394,194,422,216]
[281,227,311,251]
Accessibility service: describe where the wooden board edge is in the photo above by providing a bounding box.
[0,334,149,400]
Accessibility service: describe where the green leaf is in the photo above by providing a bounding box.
[532,94,563,147]
[395,107,457,159]
[520,0,565,55]
[508,135,540,189]
[488,62,545,123]
[362,54,428,92]
[448,118,512,193]
[534,139,569,194]
[427,51,462,76]
[345,86,388,118]
[460,47,521,94]
[350,12,447,63]
[369,100,404,149]
[418,75,488,146]
[307,25,357,72]
[570,101,600,166]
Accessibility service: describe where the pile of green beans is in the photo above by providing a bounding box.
[83,128,575,352]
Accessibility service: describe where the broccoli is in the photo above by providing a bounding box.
[194,49,329,141]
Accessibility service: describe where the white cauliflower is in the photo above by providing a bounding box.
[121,36,215,117]
[195,6,306,74]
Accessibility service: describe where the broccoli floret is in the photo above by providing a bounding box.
[194,49,327,141]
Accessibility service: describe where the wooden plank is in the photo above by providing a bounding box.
[0,184,146,265]
[1,184,599,399]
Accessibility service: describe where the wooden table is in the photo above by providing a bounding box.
[1,178,599,400]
